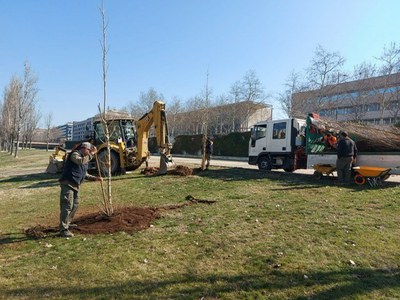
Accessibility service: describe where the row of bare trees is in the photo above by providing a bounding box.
[278,42,400,124]
[126,69,269,136]
[0,63,41,156]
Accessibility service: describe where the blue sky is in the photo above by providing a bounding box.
[1,0,399,126]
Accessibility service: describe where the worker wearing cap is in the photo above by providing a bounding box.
[205,137,214,170]
[323,130,337,150]
[58,142,102,237]
[336,131,358,184]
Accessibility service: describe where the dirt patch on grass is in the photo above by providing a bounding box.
[168,165,193,176]
[140,167,160,176]
[24,197,216,238]
[73,206,160,234]
[141,165,203,176]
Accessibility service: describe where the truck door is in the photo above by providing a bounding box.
[249,124,267,157]
[267,120,292,153]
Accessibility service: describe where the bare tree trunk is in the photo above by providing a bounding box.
[99,1,113,216]
[201,70,211,170]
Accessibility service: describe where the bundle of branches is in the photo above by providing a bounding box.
[316,118,400,152]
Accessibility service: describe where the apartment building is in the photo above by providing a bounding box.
[168,100,272,136]
[56,122,73,142]
[55,102,271,142]
[72,118,93,141]
[292,73,400,125]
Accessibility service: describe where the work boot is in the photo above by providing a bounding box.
[60,230,74,238]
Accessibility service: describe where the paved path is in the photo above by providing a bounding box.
[149,155,400,184]
[3,154,398,184]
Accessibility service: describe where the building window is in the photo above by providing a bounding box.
[389,101,399,110]
[365,103,380,112]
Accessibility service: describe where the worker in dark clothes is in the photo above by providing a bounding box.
[58,142,102,237]
[205,137,213,170]
[336,131,357,183]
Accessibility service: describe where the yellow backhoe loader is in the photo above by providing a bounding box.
[46,101,174,175]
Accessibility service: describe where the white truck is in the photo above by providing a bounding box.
[248,115,400,176]
[248,118,307,172]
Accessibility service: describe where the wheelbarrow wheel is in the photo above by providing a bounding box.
[354,174,366,185]
[313,171,323,180]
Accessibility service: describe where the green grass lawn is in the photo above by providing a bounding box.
[1,149,400,299]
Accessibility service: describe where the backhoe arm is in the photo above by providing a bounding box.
[135,101,174,174]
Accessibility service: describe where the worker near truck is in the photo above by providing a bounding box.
[205,137,214,170]
[58,142,102,237]
[336,131,358,183]
[323,130,337,150]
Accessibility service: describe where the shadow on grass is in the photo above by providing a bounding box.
[3,268,399,299]
[0,228,61,245]
[196,167,309,181]
[195,168,399,191]
[0,233,35,244]
[0,172,59,188]
[1,168,397,191]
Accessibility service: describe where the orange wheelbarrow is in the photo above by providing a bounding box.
[312,164,336,180]
[352,166,392,187]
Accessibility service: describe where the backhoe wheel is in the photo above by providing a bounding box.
[354,174,366,185]
[98,150,120,176]
[258,156,272,171]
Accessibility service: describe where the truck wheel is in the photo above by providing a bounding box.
[283,166,295,173]
[313,171,323,180]
[98,150,120,176]
[258,157,272,171]
[283,158,294,172]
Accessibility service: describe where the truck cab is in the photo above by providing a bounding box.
[248,118,306,171]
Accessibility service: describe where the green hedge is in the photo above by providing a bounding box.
[213,132,251,157]
[68,133,250,157]
[171,134,203,155]
[151,132,251,157]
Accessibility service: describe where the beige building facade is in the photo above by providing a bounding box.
[168,101,272,136]
[292,73,400,125]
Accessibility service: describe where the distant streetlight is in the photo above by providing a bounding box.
[335,72,348,121]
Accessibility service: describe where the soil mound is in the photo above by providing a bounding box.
[141,167,159,176]
[73,206,160,234]
[141,165,194,176]
[167,165,193,176]
[24,197,216,238]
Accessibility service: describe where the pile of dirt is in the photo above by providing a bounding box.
[184,195,217,204]
[141,167,159,176]
[24,225,58,238]
[73,206,160,234]
[141,165,195,176]
[24,197,216,238]
[167,165,193,176]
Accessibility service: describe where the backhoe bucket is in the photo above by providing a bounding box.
[157,154,175,175]
[46,146,67,174]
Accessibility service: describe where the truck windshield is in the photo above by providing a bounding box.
[253,125,267,140]
[251,125,267,147]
